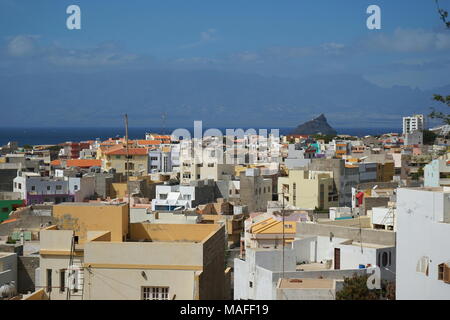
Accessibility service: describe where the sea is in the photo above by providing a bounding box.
[0,127,401,146]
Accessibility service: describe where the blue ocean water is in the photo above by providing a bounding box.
[0,127,401,146]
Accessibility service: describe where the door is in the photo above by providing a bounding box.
[334,248,341,270]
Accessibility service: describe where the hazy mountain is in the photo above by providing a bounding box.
[291,114,337,136]
[0,69,447,128]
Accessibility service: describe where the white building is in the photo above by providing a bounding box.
[396,187,450,299]
[13,172,80,205]
[148,149,172,173]
[402,114,425,135]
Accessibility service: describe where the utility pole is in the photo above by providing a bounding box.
[281,191,285,279]
[125,114,131,239]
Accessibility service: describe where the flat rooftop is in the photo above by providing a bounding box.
[56,202,127,207]
[278,278,335,289]
[296,262,330,272]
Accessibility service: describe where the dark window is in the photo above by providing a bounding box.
[382,252,388,267]
[60,269,66,292]
[46,269,52,292]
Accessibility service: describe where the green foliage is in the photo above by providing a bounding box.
[48,145,63,152]
[312,134,336,143]
[22,144,33,150]
[6,236,16,244]
[422,130,437,145]
[336,273,395,300]
[429,94,450,125]
[436,0,450,28]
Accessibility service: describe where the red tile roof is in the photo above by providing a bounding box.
[51,159,102,168]
[105,147,148,156]
[136,140,162,146]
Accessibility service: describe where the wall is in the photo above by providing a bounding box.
[17,255,39,294]
[53,203,128,242]
[0,252,17,287]
[297,222,396,246]
[396,188,450,299]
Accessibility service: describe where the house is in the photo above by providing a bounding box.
[101,146,149,176]
[151,180,218,211]
[37,222,230,300]
[424,159,450,187]
[396,187,450,299]
[278,169,338,210]
[13,172,78,205]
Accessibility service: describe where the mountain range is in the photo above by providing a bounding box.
[0,69,448,128]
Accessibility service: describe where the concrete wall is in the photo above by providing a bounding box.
[0,252,17,287]
[297,222,396,246]
[17,255,39,294]
[396,188,450,299]
[53,203,128,242]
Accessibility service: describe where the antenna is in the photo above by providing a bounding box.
[125,114,131,239]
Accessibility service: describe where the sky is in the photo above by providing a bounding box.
[0,0,450,127]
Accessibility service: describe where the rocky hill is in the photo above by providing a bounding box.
[290,114,337,136]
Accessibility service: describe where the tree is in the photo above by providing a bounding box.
[423,129,437,145]
[336,273,395,300]
[429,94,450,125]
[435,0,450,28]
[22,144,33,150]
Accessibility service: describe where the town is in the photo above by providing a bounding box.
[0,112,448,300]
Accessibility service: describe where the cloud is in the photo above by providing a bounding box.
[181,28,218,48]
[364,28,450,53]
[2,36,139,68]
[7,35,39,57]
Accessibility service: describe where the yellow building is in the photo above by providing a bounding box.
[246,217,296,249]
[99,146,149,175]
[52,202,129,242]
[278,169,338,210]
[377,162,395,182]
[37,222,230,300]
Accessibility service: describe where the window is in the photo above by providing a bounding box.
[74,185,78,191]
[46,269,52,292]
[18,183,22,190]
[47,186,51,191]
[249,281,253,288]
[416,256,429,276]
[183,194,191,200]
[382,252,388,267]
[56,185,62,190]
[159,193,168,200]
[31,186,35,191]
[60,269,66,292]
[142,287,169,300]
[438,263,450,283]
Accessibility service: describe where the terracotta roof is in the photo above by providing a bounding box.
[51,159,102,168]
[1,218,18,225]
[105,147,148,156]
[136,140,161,146]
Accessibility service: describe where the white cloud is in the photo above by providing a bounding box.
[181,28,218,48]
[7,35,39,57]
[366,28,450,52]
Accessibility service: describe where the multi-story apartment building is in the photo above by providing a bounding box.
[402,114,425,135]
[101,146,149,176]
[13,172,79,205]
[278,169,338,210]
[148,149,172,173]
[37,205,229,300]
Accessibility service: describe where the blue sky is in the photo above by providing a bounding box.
[0,0,450,129]
[1,0,450,88]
